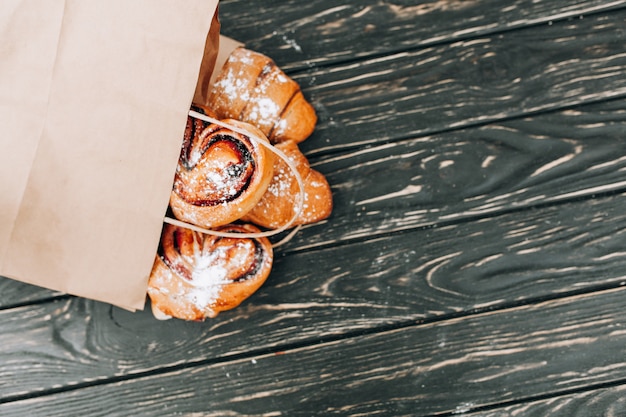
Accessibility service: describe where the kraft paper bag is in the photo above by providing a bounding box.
[0,0,225,310]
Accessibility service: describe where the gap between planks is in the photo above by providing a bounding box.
[3,281,626,406]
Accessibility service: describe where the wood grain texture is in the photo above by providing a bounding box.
[2,99,624,308]
[285,98,626,251]
[2,2,625,414]
[0,277,62,308]
[2,192,626,398]
[296,9,626,155]
[4,287,626,416]
[218,0,626,71]
[467,384,626,416]
[4,99,624,307]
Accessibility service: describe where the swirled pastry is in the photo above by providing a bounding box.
[169,108,274,228]
[242,140,332,229]
[148,223,273,320]
[207,47,317,144]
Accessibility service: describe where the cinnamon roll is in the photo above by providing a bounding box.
[169,108,274,228]
[207,47,317,144]
[148,223,273,320]
[242,140,333,229]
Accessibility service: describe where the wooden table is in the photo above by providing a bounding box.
[2,1,626,415]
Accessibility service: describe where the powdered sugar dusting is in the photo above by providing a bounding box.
[175,139,251,206]
[273,118,289,137]
[230,50,254,66]
[247,98,281,124]
[188,146,203,167]
[152,241,251,317]
[215,68,251,103]
[204,159,244,199]
[267,165,292,197]
[183,244,244,311]
[188,249,227,299]
[210,49,296,138]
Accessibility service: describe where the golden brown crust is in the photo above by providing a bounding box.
[241,140,333,229]
[169,114,274,229]
[208,47,317,144]
[147,223,273,321]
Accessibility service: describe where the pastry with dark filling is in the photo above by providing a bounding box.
[148,223,273,320]
[169,107,274,229]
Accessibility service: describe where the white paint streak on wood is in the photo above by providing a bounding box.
[424,348,528,372]
[469,362,547,383]
[318,271,351,297]
[506,225,539,238]
[481,155,497,168]
[288,5,352,29]
[314,139,429,165]
[552,180,626,201]
[516,247,542,255]
[594,252,626,261]
[357,185,423,205]
[473,254,504,267]
[255,302,396,311]
[531,146,583,177]
[230,387,300,402]
[588,155,626,171]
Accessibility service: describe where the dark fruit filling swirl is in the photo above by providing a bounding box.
[159,224,267,285]
[174,116,257,207]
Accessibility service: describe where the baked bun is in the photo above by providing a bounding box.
[242,140,333,229]
[148,223,273,320]
[170,108,274,228]
[208,47,317,144]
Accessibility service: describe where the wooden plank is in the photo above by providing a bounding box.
[2,192,626,398]
[2,97,625,305]
[218,0,626,71]
[4,8,620,305]
[2,2,623,415]
[467,384,626,416]
[5,287,626,415]
[3,97,626,304]
[0,278,62,308]
[293,9,626,155]
[288,98,626,250]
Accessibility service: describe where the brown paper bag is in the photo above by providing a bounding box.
[0,0,237,311]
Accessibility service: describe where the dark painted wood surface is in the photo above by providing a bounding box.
[2,1,626,415]
[4,287,626,416]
